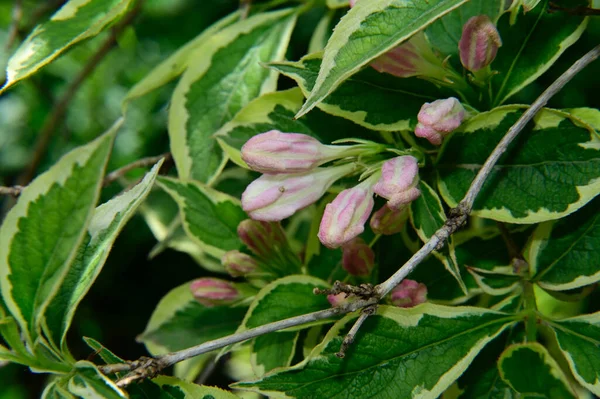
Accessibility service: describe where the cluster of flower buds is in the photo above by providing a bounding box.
[221,219,300,279]
[241,130,422,248]
[415,97,466,145]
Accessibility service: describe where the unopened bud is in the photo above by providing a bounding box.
[390,279,427,308]
[373,156,420,210]
[327,293,350,307]
[342,237,375,277]
[318,178,376,249]
[222,250,259,277]
[242,164,354,221]
[190,278,240,307]
[370,204,407,235]
[241,130,351,174]
[414,97,465,145]
[237,220,287,259]
[459,15,502,72]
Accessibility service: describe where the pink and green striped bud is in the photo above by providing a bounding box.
[222,250,259,277]
[242,163,354,221]
[241,130,354,174]
[318,176,377,248]
[237,220,287,258]
[459,15,502,72]
[190,278,240,307]
[370,204,408,235]
[390,279,427,308]
[414,97,465,145]
[373,156,420,210]
[342,237,375,277]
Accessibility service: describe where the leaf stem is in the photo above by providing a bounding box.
[523,281,538,342]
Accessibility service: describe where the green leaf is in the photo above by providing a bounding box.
[526,197,600,291]
[238,275,331,332]
[235,305,517,398]
[157,177,247,261]
[123,11,240,105]
[296,0,468,118]
[409,181,466,293]
[139,282,247,353]
[153,376,239,399]
[216,87,372,160]
[498,342,577,398]
[252,331,298,377]
[549,312,600,395]
[270,53,441,131]
[42,380,76,399]
[0,122,117,345]
[426,0,505,57]
[458,330,517,399]
[42,161,163,353]
[82,337,124,365]
[68,361,127,399]
[326,0,349,9]
[437,107,600,223]
[2,0,133,91]
[169,8,297,182]
[491,0,588,106]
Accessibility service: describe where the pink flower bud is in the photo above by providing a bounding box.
[459,15,502,72]
[242,164,354,221]
[342,237,375,276]
[237,220,287,259]
[373,156,420,210]
[190,278,240,307]
[390,280,427,308]
[348,0,357,6]
[370,204,407,235]
[241,130,348,174]
[318,178,376,249]
[222,250,259,277]
[414,97,465,145]
[327,292,349,307]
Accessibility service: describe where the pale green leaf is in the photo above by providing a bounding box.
[252,331,299,377]
[156,177,247,260]
[153,376,239,399]
[2,0,133,91]
[0,122,118,345]
[437,107,600,223]
[549,312,600,395]
[498,343,577,398]
[296,0,468,118]
[42,380,76,399]
[41,161,163,353]
[270,53,440,131]
[326,0,350,9]
[123,11,240,105]
[68,361,127,399]
[526,196,600,291]
[169,9,297,182]
[235,305,517,398]
[491,0,588,106]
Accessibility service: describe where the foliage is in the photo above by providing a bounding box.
[0,0,599,398]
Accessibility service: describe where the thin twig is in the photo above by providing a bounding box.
[17,1,144,186]
[103,153,171,187]
[97,44,600,386]
[0,153,169,198]
[336,305,377,358]
[0,186,24,197]
[5,0,23,51]
[99,298,377,385]
[375,43,600,298]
